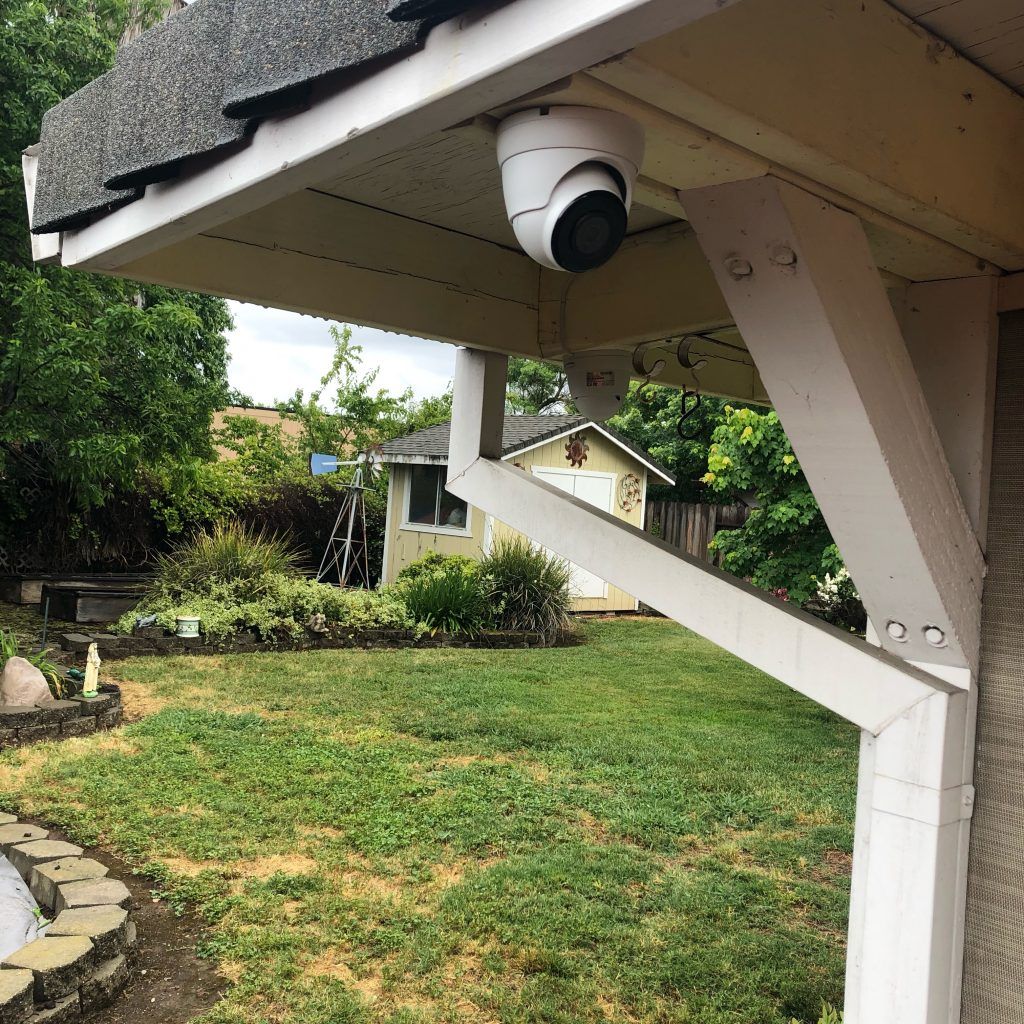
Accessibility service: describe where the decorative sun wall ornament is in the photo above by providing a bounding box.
[565,432,590,468]
[617,473,642,512]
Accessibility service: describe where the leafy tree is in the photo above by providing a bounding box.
[0,0,233,560]
[506,357,572,414]
[701,406,842,604]
[609,383,731,501]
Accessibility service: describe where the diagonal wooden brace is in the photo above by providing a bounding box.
[679,176,984,676]
[446,347,952,736]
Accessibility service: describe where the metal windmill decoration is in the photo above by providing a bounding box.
[309,446,383,588]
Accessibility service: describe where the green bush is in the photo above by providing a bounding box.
[398,567,488,637]
[395,550,479,584]
[152,522,303,603]
[480,537,574,643]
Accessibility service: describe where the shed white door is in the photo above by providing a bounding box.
[531,467,613,598]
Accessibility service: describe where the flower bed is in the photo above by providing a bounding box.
[59,627,574,662]
[0,813,136,1024]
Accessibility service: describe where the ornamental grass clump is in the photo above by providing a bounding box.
[152,521,303,603]
[397,564,488,637]
[480,536,574,643]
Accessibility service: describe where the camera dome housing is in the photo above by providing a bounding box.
[496,106,644,273]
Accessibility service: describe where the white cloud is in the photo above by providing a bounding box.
[225,301,458,407]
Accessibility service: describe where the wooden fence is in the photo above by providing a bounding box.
[643,500,748,562]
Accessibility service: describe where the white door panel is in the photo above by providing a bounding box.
[532,467,613,599]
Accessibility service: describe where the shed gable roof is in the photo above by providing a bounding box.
[380,415,677,484]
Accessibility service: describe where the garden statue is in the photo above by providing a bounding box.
[82,643,101,698]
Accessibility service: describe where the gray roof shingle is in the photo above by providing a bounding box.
[31,73,140,234]
[222,0,423,119]
[380,415,677,483]
[31,0,484,234]
[104,0,253,191]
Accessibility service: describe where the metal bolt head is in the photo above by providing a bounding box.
[886,620,909,642]
[724,256,753,279]
[769,245,797,266]
[923,625,947,648]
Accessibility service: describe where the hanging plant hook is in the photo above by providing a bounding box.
[632,343,668,403]
[677,336,709,372]
[676,389,703,439]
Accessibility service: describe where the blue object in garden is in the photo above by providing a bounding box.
[310,453,341,476]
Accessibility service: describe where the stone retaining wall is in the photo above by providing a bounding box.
[0,690,122,753]
[59,626,571,661]
[0,815,135,1024]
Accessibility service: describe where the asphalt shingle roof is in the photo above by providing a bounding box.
[31,0,485,234]
[380,415,677,484]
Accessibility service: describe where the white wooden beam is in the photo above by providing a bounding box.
[681,176,985,674]
[20,148,60,265]
[592,0,1024,269]
[57,0,745,272]
[446,347,952,736]
[897,277,998,548]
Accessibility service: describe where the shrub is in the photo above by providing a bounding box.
[398,567,488,637]
[480,537,574,643]
[395,550,479,585]
[152,522,303,603]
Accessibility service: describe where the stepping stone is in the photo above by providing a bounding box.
[0,969,33,1024]
[79,955,129,1013]
[46,907,127,961]
[0,825,47,856]
[8,842,83,883]
[58,635,92,654]
[30,859,108,911]
[28,992,78,1024]
[0,708,42,731]
[54,878,131,915]
[0,813,17,826]
[1,936,94,1001]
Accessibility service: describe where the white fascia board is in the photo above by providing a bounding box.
[378,454,449,466]
[21,148,60,264]
[447,455,953,734]
[504,421,676,484]
[58,0,745,272]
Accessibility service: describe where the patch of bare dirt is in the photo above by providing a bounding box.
[111,677,169,721]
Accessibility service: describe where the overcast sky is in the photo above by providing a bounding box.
[225,301,458,408]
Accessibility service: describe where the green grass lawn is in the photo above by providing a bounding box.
[1,618,857,1024]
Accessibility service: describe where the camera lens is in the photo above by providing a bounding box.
[552,190,627,273]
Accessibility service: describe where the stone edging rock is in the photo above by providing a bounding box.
[0,689,123,753]
[59,626,575,661]
[0,814,136,1024]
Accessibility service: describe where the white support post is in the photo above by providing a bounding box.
[680,176,984,677]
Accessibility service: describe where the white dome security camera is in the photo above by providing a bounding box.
[496,106,645,273]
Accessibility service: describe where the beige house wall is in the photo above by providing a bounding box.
[211,406,304,460]
[382,427,653,612]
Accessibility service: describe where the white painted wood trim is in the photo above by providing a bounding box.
[58,0,744,272]
[381,466,396,584]
[20,148,60,264]
[530,466,617,485]
[681,176,985,675]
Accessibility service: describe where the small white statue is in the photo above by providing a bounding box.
[83,643,101,698]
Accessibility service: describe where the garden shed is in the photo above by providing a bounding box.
[21,0,1024,1019]
[378,414,675,609]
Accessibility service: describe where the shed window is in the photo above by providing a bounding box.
[406,465,468,530]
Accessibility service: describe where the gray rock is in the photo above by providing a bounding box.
[0,826,48,857]
[0,661,51,709]
[7,843,83,884]
[68,694,115,718]
[28,992,78,1024]
[54,879,131,915]
[79,954,129,1013]
[1,936,94,1001]
[46,907,127,962]
[13,726,59,746]
[30,860,108,913]
[0,708,41,731]
[0,969,33,1024]
[34,703,78,725]
[0,815,17,827]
